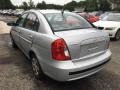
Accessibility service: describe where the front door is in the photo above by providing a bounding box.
[19,13,39,56]
[12,13,28,48]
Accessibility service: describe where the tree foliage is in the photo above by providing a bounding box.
[36,1,63,10]
[84,0,98,12]
[64,1,77,11]
[99,0,111,11]
[28,0,35,9]
[36,1,47,9]
[0,0,15,9]
[0,0,113,12]
[21,2,29,10]
[77,1,86,8]
[110,0,120,4]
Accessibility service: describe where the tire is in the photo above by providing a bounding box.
[11,37,17,48]
[115,30,120,40]
[31,54,44,79]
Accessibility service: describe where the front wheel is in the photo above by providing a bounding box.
[115,30,120,40]
[10,36,17,48]
[31,54,45,79]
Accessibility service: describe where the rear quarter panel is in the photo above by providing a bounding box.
[30,33,59,65]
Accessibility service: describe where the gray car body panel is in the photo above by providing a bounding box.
[10,10,111,81]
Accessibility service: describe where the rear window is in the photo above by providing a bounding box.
[44,12,93,31]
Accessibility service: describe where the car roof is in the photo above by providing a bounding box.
[39,9,62,14]
[28,9,69,14]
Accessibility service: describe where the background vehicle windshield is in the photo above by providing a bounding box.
[101,14,120,22]
[45,13,93,31]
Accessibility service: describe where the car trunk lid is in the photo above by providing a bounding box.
[54,28,108,60]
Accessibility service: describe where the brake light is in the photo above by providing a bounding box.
[51,38,71,61]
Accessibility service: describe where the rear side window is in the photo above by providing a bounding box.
[16,13,28,27]
[24,13,39,31]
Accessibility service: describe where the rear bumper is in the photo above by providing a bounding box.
[41,50,111,81]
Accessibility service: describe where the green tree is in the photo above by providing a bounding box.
[28,0,35,9]
[64,1,77,11]
[36,1,63,10]
[46,4,63,9]
[99,0,111,11]
[36,3,42,9]
[22,2,29,10]
[0,0,15,9]
[110,0,120,11]
[77,1,86,7]
[41,1,47,9]
[36,1,46,9]
[85,0,98,12]
[110,0,120,4]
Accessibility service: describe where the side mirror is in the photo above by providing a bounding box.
[7,21,18,26]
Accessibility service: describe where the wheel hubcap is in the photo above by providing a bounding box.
[32,58,39,75]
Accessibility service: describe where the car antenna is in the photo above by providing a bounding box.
[62,9,65,14]
[62,4,65,15]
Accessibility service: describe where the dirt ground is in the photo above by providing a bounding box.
[0,21,10,34]
[0,20,120,90]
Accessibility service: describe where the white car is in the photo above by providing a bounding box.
[93,13,120,40]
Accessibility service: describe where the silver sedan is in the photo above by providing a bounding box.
[8,10,111,81]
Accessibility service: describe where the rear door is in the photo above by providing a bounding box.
[19,13,39,55]
[11,13,28,48]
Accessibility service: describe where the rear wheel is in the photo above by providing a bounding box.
[115,30,120,40]
[31,54,44,79]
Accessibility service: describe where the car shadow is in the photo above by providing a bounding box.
[32,69,120,90]
[110,38,120,42]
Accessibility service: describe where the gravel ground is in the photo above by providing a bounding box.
[0,15,17,23]
[0,17,120,90]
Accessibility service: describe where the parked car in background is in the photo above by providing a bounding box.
[78,12,99,23]
[0,9,24,16]
[87,15,99,23]
[8,10,111,81]
[12,9,24,16]
[99,12,111,20]
[90,11,103,17]
[94,13,120,40]
[77,12,89,19]
[16,10,24,17]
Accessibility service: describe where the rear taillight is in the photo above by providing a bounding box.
[51,38,71,61]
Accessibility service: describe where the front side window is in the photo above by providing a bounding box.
[24,13,39,31]
[45,12,93,31]
[16,13,28,27]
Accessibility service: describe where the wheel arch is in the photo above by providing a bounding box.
[29,50,36,59]
[29,49,42,64]
[115,28,120,40]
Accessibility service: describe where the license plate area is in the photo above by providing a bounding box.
[79,41,106,58]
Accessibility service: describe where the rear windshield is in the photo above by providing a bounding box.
[44,12,93,31]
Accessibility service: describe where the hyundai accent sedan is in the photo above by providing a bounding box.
[8,10,111,81]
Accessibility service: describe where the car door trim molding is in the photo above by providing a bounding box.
[19,35,32,44]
